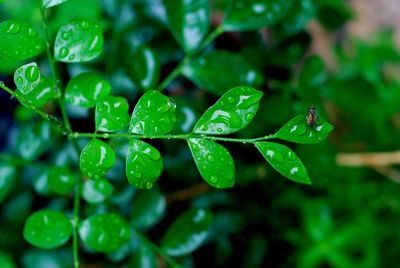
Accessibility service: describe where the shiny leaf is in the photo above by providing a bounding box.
[95,96,130,132]
[80,139,115,179]
[82,178,114,204]
[123,45,160,91]
[131,189,166,229]
[54,19,104,62]
[65,72,111,108]
[275,115,333,144]
[14,62,41,95]
[188,138,235,188]
[0,163,16,203]
[164,0,210,54]
[23,209,72,249]
[182,50,264,95]
[78,213,131,252]
[162,208,212,256]
[126,139,163,189]
[222,0,292,31]
[48,167,77,195]
[194,86,263,135]
[129,91,176,135]
[255,142,311,184]
[0,20,45,61]
[128,244,158,268]
[43,0,68,8]
[23,78,59,108]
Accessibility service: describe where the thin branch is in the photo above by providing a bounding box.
[166,183,209,204]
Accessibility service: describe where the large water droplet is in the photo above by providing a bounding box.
[28,28,37,37]
[7,22,21,34]
[59,47,69,58]
[25,66,39,82]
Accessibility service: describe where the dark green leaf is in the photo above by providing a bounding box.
[95,96,130,132]
[0,252,16,268]
[0,163,16,203]
[182,50,264,95]
[194,86,263,135]
[255,142,310,184]
[80,139,116,179]
[0,20,45,61]
[162,208,212,256]
[43,0,68,8]
[188,138,235,188]
[129,91,176,135]
[123,45,160,91]
[65,72,111,108]
[48,167,77,195]
[128,244,158,268]
[78,213,131,252]
[23,78,59,108]
[222,0,293,31]
[275,114,333,144]
[131,189,166,229]
[126,139,163,189]
[82,178,114,204]
[23,210,72,249]
[54,19,104,62]
[164,0,210,54]
[14,62,41,95]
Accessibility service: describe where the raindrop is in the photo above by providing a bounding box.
[59,47,69,58]
[210,176,217,183]
[6,22,21,34]
[81,20,90,29]
[25,66,39,82]
[28,28,37,37]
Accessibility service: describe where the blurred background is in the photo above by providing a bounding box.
[1,0,400,267]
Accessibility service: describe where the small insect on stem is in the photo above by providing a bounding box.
[307,106,317,127]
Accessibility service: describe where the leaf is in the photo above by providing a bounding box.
[255,142,311,184]
[0,163,16,203]
[48,167,77,195]
[82,178,114,204]
[65,72,111,108]
[182,50,264,95]
[23,209,72,249]
[126,139,163,189]
[0,20,45,61]
[43,0,68,8]
[194,86,263,135]
[128,244,158,268]
[78,213,131,252]
[164,0,210,54]
[129,91,176,135]
[95,96,130,132]
[130,189,166,229]
[123,45,160,91]
[222,0,293,31]
[162,208,212,256]
[275,114,333,144]
[54,19,104,62]
[23,78,59,108]
[14,62,41,95]
[187,138,235,188]
[80,139,116,179]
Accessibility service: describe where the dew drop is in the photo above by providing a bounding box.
[7,22,21,34]
[210,176,217,183]
[16,76,23,84]
[28,28,37,37]
[227,96,235,104]
[25,66,39,82]
[69,54,75,61]
[81,20,90,29]
[207,155,214,162]
[59,47,69,58]
[61,30,73,41]
[145,181,153,189]
[288,151,297,161]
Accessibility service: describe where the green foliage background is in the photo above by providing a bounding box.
[1,0,400,267]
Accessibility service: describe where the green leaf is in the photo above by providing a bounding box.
[24,78,59,108]
[78,213,131,252]
[80,139,115,179]
[128,244,158,268]
[54,19,104,62]
[194,86,263,135]
[23,209,72,249]
[275,114,333,144]
[222,0,293,31]
[82,178,114,204]
[188,138,235,188]
[130,190,166,230]
[123,45,160,91]
[182,50,264,95]
[0,163,16,203]
[162,208,212,256]
[164,0,210,54]
[0,252,16,268]
[95,96,130,132]
[129,91,176,135]
[43,0,68,8]
[48,167,77,195]
[65,72,111,108]
[14,62,41,95]
[255,142,310,184]
[0,20,45,61]
[126,139,163,189]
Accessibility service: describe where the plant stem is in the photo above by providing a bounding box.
[69,132,276,144]
[154,26,224,92]
[134,230,182,268]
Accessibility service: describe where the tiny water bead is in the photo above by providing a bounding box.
[95,96,130,132]
[126,140,163,189]
[54,19,104,62]
[194,86,263,135]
